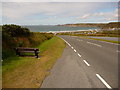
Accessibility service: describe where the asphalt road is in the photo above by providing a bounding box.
[41,35,118,89]
[87,36,119,41]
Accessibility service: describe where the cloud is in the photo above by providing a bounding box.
[3,2,116,19]
[0,3,2,24]
[75,8,118,22]
[2,2,118,24]
[76,14,90,19]
[2,0,119,2]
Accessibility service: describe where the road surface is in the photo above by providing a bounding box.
[41,35,118,89]
[87,36,119,41]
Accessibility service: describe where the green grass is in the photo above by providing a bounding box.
[2,36,66,88]
[37,36,58,52]
[2,56,36,73]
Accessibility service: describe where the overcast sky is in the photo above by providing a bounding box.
[1,0,119,25]
[1,0,119,2]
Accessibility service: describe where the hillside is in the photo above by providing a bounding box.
[58,22,120,29]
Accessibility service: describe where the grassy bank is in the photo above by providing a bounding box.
[3,36,66,88]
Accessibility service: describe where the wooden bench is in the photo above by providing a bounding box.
[15,47,40,58]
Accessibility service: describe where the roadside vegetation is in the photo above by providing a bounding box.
[2,24,53,59]
[2,24,66,88]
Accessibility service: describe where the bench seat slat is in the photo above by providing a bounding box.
[18,51,40,53]
[15,47,40,58]
[18,51,35,53]
[16,47,39,51]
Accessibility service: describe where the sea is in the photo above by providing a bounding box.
[23,25,98,32]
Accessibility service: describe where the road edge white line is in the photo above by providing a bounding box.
[74,49,77,52]
[60,37,75,51]
[96,74,112,89]
[60,37,71,47]
[78,53,81,57]
[83,60,90,66]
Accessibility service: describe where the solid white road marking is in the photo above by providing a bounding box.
[83,60,90,66]
[87,41,102,47]
[96,74,112,89]
[74,49,77,52]
[78,53,81,57]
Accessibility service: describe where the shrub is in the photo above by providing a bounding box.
[2,24,30,37]
[2,24,54,59]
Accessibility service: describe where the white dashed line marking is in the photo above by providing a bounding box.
[78,53,81,57]
[77,39,83,41]
[71,36,77,37]
[65,41,71,46]
[85,38,119,46]
[116,50,120,52]
[67,43,71,46]
[96,74,112,89]
[87,41,102,47]
[61,37,71,47]
[59,37,113,89]
[83,60,90,66]
[74,49,77,52]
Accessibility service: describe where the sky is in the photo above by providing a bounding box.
[1,0,120,25]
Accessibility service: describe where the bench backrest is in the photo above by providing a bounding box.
[15,47,39,51]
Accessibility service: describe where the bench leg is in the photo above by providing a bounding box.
[18,52,20,56]
[16,49,20,56]
[36,53,38,58]
[35,51,39,58]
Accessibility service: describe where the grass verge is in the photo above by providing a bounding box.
[2,36,66,88]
